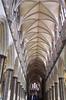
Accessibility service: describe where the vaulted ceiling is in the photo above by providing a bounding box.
[19,0,59,70]
[2,0,62,79]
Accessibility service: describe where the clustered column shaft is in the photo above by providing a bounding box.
[3,69,25,100]
[47,79,65,100]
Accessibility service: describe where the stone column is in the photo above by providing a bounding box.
[16,81,20,100]
[10,57,18,100]
[23,89,26,100]
[46,90,49,100]
[46,78,50,100]
[20,85,23,100]
[21,87,24,100]
[51,85,54,100]
[59,77,65,100]
[3,69,13,100]
[54,82,58,100]
[53,66,59,100]
[58,57,65,100]
[10,76,17,100]
[51,72,55,100]
[49,87,52,100]
[16,66,21,100]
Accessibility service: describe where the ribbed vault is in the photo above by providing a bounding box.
[18,0,59,72]
[27,58,46,79]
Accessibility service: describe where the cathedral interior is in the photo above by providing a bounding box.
[0,0,66,100]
